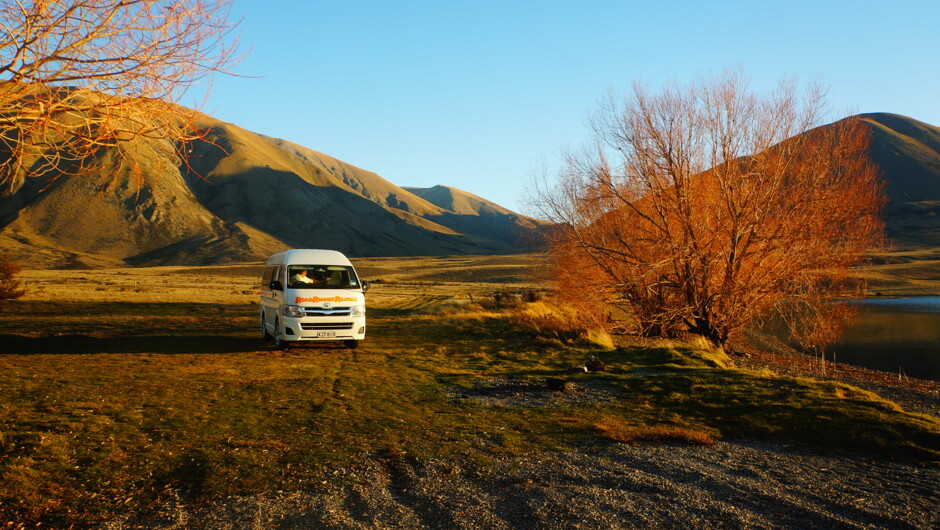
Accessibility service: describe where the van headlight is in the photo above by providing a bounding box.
[350,304,365,317]
[282,305,305,318]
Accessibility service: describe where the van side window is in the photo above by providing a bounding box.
[261,266,278,288]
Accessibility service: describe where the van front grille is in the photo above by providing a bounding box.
[300,322,354,331]
[302,307,352,317]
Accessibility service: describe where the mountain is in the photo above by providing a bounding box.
[853,113,940,248]
[403,185,544,246]
[738,113,940,250]
[0,115,549,268]
[858,113,940,202]
[2,110,937,269]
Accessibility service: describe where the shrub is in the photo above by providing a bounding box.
[0,256,26,300]
[510,299,613,348]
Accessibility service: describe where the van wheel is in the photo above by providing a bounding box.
[274,319,289,350]
[261,313,272,340]
[343,340,359,350]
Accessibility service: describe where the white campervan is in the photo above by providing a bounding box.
[260,249,369,349]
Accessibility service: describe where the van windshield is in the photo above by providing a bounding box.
[287,265,360,289]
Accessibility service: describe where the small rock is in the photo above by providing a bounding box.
[585,356,606,372]
[546,378,575,393]
[567,365,588,374]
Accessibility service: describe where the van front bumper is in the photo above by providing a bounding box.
[281,316,366,342]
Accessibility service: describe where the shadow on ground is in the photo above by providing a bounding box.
[0,333,261,355]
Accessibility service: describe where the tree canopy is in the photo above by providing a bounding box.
[0,0,241,190]
[531,70,885,348]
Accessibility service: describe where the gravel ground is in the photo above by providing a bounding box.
[103,340,940,529]
[106,439,939,529]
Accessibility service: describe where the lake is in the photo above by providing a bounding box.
[832,297,940,382]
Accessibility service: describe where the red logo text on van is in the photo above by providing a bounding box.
[295,296,358,304]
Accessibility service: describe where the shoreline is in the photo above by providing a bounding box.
[734,331,940,418]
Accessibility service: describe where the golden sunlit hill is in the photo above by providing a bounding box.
[792,113,940,295]
[766,113,940,251]
[404,184,547,245]
[854,113,940,249]
[1,111,938,269]
[0,115,550,268]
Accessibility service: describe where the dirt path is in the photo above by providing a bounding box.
[105,439,939,529]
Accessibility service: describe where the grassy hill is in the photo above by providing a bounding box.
[2,111,939,269]
[0,115,549,268]
[861,113,940,203]
[2,257,938,525]
[854,113,940,249]
[404,184,546,245]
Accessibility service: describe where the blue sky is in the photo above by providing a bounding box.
[196,0,940,214]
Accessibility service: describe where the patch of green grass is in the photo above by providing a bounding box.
[592,421,718,446]
[0,300,938,526]
[583,366,939,454]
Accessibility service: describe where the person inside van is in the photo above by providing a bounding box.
[290,268,314,285]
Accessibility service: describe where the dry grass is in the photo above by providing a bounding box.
[2,254,940,525]
[586,329,616,350]
[18,265,261,304]
[654,337,733,369]
[508,299,614,349]
[856,248,940,296]
[593,419,718,446]
[15,254,543,306]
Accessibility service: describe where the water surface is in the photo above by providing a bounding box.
[833,297,940,381]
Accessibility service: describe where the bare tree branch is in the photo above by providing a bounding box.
[529,69,885,348]
[0,0,242,190]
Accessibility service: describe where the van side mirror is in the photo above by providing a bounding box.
[362,281,371,292]
[269,280,283,291]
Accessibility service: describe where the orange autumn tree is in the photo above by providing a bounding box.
[0,0,241,190]
[531,71,885,348]
[0,254,25,299]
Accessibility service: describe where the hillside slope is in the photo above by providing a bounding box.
[2,111,936,268]
[404,185,546,245]
[0,115,547,268]
[856,113,940,248]
[860,113,940,203]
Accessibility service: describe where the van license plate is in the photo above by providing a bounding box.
[317,331,336,338]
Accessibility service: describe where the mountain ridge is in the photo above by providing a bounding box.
[1,111,939,268]
[850,113,940,248]
[0,114,548,268]
[857,112,940,203]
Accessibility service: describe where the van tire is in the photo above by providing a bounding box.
[261,313,272,340]
[274,318,289,350]
[343,340,359,349]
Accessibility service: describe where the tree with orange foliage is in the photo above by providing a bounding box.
[0,0,242,189]
[530,70,885,349]
[0,254,25,299]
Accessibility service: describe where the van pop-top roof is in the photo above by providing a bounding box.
[266,249,354,267]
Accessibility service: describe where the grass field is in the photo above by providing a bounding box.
[2,254,939,526]
[861,248,940,296]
